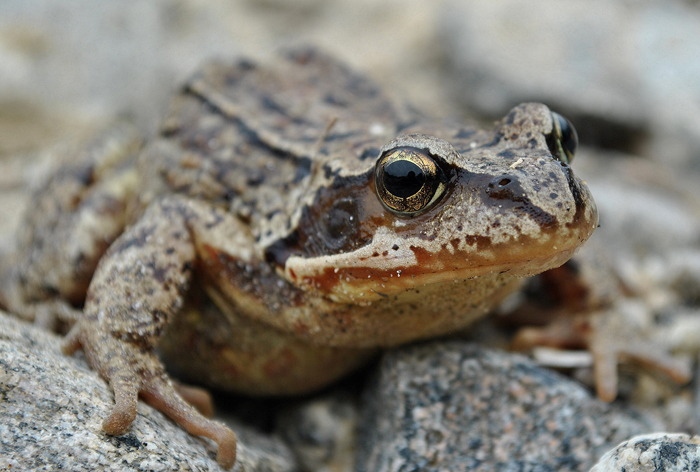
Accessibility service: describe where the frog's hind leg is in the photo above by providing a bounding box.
[0,125,142,331]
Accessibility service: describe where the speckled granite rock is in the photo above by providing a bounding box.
[356,342,661,472]
[277,394,358,472]
[589,433,700,472]
[0,311,296,472]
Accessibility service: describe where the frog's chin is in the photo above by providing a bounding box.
[284,232,588,304]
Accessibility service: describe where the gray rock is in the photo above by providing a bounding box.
[586,177,700,259]
[0,0,449,158]
[440,0,700,167]
[277,394,358,472]
[357,342,660,472]
[0,311,296,471]
[0,0,242,134]
[589,433,700,472]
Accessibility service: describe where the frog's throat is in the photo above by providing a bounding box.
[283,223,595,304]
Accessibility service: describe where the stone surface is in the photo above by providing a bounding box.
[440,0,700,167]
[0,0,448,159]
[277,394,358,472]
[0,311,296,472]
[357,341,661,472]
[589,433,700,472]
[0,0,242,140]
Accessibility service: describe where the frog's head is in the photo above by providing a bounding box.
[274,103,598,303]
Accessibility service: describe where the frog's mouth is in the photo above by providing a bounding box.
[284,213,597,304]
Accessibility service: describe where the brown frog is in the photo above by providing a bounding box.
[0,48,597,469]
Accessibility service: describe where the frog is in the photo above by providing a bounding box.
[0,48,597,469]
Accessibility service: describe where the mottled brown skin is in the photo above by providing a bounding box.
[0,125,142,329]
[0,48,597,469]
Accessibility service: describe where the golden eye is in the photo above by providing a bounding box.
[546,112,578,164]
[374,147,447,216]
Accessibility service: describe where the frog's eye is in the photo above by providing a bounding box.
[546,112,578,164]
[375,147,447,216]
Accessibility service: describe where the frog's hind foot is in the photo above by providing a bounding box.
[173,382,216,418]
[0,266,81,332]
[23,300,82,332]
[141,375,237,469]
[62,323,237,469]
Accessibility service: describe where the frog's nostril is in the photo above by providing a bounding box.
[488,175,515,190]
[486,175,519,200]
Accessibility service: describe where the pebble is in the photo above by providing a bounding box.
[356,341,660,472]
[590,433,700,472]
[0,311,296,472]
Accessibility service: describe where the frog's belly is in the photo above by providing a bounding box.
[158,285,377,395]
[160,273,522,395]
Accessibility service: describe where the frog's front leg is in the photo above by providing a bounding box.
[62,195,237,469]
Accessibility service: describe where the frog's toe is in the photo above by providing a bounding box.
[32,300,82,331]
[103,372,140,435]
[588,334,621,402]
[174,382,215,417]
[61,321,236,468]
[141,374,237,469]
[61,323,84,355]
[590,330,692,402]
[619,343,692,385]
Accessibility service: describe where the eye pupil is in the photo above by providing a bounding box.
[384,160,425,198]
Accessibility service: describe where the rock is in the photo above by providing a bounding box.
[440,0,700,167]
[0,0,449,159]
[587,180,700,259]
[0,0,242,137]
[0,311,296,472]
[356,341,660,472]
[277,394,358,472]
[589,433,700,472]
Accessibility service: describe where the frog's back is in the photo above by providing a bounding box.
[138,48,410,241]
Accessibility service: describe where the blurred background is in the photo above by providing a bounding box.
[1,0,699,268]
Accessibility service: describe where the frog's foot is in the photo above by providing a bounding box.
[62,322,237,469]
[173,382,216,418]
[0,275,69,330]
[140,376,236,468]
[0,267,81,331]
[588,313,692,402]
[26,300,82,332]
[1,297,82,333]
[512,311,692,402]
